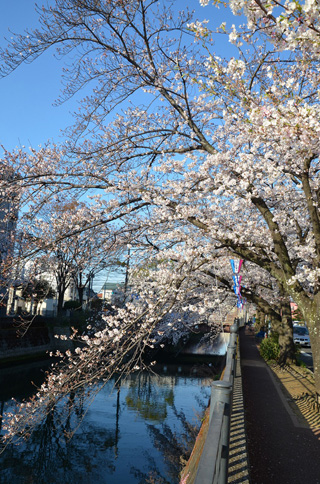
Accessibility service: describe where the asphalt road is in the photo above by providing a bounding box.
[299,347,313,371]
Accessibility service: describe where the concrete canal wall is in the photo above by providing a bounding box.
[179,331,249,484]
[0,317,71,364]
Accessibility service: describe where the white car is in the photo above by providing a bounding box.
[293,326,310,347]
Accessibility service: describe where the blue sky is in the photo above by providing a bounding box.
[0,1,240,153]
[0,1,240,289]
[0,2,75,151]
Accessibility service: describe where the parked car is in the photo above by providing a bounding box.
[293,325,310,347]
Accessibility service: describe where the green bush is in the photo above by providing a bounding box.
[259,336,280,361]
[64,300,82,310]
[296,358,307,368]
[90,298,103,311]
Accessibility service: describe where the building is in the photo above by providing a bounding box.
[0,167,19,314]
[98,282,124,303]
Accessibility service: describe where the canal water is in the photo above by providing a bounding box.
[0,360,214,484]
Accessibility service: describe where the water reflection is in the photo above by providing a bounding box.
[0,362,211,484]
[182,332,230,356]
[126,373,175,423]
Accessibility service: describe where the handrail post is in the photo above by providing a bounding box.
[210,380,232,424]
[209,381,232,483]
[228,321,238,350]
[227,322,238,382]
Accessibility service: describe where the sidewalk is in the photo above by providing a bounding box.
[239,326,320,484]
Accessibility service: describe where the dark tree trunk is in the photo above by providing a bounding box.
[256,310,266,331]
[303,298,320,401]
[276,297,295,366]
[78,286,84,308]
[57,286,66,314]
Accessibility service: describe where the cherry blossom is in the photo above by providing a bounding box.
[1,0,320,443]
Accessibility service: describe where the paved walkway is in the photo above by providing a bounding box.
[239,326,320,484]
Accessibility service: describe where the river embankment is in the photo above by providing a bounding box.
[0,316,71,365]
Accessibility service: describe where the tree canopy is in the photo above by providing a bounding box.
[1,0,320,443]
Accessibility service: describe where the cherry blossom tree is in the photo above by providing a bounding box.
[1,0,320,444]
[141,250,296,363]
[18,199,126,312]
[225,0,320,54]
[21,278,56,316]
[208,259,296,363]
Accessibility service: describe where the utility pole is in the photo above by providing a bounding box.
[88,271,94,310]
[124,246,131,296]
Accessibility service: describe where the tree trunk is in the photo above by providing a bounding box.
[277,298,295,366]
[77,286,84,308]
[304,300,320,401]
[256,311,265,331]
[75,272,84,309]
[309,329,320,400]
[57,286,65,314]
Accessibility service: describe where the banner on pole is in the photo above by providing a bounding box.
[230,259,243,274]
[233,285,241,295]
[230,259,245,308]
[232,274,242,286]
[237,299,243,308]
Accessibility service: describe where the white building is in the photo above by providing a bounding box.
[0,168,18,315]
[98,282,125,304]
[7,267,91,317]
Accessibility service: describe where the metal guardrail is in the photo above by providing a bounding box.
[194,322,239,484]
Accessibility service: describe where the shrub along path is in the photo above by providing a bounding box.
[240,326,320,484]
